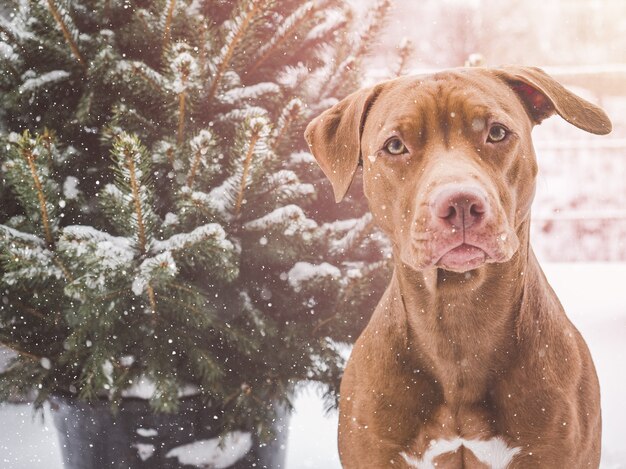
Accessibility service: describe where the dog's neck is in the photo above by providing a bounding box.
[391,219,532,403]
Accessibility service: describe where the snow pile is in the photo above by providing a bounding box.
[133,442,155,461]
[121,376,199,399]
[62,176,80,200]
[165,431,252,468]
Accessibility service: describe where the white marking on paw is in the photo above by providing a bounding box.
[400,436,520,469]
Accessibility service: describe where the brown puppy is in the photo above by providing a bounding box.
[305,67,611,469]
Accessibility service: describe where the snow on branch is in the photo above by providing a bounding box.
[18,70,70,94]
[0,41,20,66]
[218,82,280,106]
[186,129,215,188]
[188,185,236,221]
[219,106,269,124]
[273,98,303,149]
[330,213,374,257]
[150,223,234,255]
[60,226,135,269]
[1,245,63,286]
[276,63,309,90]
[116,60,167,92]
[59,226,135,298]
[132,251,178,296]
[263,169,315,202]
[244,204,317,236]
[287,261,341,293]
[352,0,391,59]
[234,116,272,215]
[0,15,36,44]
[0,224,45,248]
[305,7,346,42]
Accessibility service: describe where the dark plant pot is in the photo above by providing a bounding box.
[49,395,289,469]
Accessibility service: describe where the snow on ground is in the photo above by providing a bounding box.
[0,263,625,468]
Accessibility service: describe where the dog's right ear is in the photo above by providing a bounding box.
[304,85,382,203]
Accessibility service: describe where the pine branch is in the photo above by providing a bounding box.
[272,98,302,150]
[392,37,414,77]
[197,23,209,75]
[318,0,390,99]
[312,260,384,335]
[0,341,40,361]
[53,257,74,282]
[353,0,391,60]
[123,146,148,253]
[177,90,186,144]
[248,2,316,74]
[234,130,261,215]
[161,0,177,56]
[147,284,157,314]
[319,54,356,99]
[330,213,375,258]
[186,147,202,188]
[185,130,214,189]
[176,54,190,145]
[126,62,166,93]
[206,0,268,104]
[21,147,54,246]
[45,0,86,69]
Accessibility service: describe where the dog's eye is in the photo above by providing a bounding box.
[384,137,407,155]
[487,124,508,143]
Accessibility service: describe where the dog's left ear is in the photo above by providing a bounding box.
[495,66,612,135]
[305,85,383,203]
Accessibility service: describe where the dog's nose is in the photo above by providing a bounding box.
[431,187,488,230]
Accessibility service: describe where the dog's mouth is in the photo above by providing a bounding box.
[435,243,488,273]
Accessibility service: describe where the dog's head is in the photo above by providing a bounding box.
[305,66,611,273]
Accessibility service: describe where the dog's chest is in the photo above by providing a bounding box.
[401,436,520,469]
[399,404,520,469]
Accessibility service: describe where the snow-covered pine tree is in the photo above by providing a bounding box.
[0,0,392,439]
